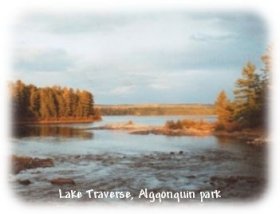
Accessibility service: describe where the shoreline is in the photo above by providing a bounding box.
[12,118,102,125]
[88,122,267,145]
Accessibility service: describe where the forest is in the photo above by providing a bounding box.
[96,104,215,116]
[10,80,101,123]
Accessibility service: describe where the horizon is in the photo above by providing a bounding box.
[11,11,267,104]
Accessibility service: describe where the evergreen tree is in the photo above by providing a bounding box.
[29,87,40,118]
[215,90,232,128]
[233,62,262,127]
[258,48,271,127]
[80,91,94,117]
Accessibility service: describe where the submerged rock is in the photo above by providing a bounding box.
[186,175,196,179]
[50,178,76,185]
[12,155,54,174]
[18,179,31,185]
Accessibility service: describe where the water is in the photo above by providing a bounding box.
[11,116,266,202]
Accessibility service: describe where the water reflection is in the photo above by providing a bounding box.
[13,125,93,140]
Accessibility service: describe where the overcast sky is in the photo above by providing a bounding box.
[12,11,267,104]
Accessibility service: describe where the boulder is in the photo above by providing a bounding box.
[18,179,31,185]
[50,178,76,185]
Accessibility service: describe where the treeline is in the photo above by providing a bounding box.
[96,104,215,116]
[215,49,271,130]
[10,80,101,123]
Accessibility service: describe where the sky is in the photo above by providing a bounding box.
[12,11,267,104]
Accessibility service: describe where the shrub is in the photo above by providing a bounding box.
[165,119,213,130]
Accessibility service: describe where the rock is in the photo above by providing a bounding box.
[200,156,206,161]
[12,156,54,174]
[50,178,76,185]
[226,176,238,184]
[18,179,31,185]
[186,175,196,179]
[246,137,266,145]
[170,152,175,155]
[126,120,134,125]
[210,176,218,181]
[178,151,184,155]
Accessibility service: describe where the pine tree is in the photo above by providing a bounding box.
[80,91,93,117]
[39,89,50,119]
[215,90,232,128]
[62,88,74,117]
[258,48,271,127]
[233,62,261,127]
[29,86,40,118]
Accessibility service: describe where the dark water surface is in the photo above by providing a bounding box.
[11,116,266,203]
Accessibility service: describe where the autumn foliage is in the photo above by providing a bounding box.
[10,80,101,123]
[215,49,270,130]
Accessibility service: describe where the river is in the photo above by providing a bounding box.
[10,116,266,203]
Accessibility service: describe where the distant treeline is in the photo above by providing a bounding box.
[96,104,215,116]
[10,80,101,123]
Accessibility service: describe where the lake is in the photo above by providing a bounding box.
[11,115,266,202]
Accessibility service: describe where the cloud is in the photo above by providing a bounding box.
[190,32,237,42]
[17,13,151,35]
[110,85,136,95]
[12,12,267,104]
[14,49,74,72]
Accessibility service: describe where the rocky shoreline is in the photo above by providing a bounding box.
[11,156,77,186]
[12,156,54,174]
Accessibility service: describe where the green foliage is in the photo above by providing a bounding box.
[9,80,99,122]
[233,56,269,128]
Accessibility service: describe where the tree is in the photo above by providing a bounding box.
[63,88,75,117]
[233,62,263,127]
[80,91,94,117]
[215,90,233,128]
[258,48,271,127]
[29,86,40,118]
[11,80,30,120]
